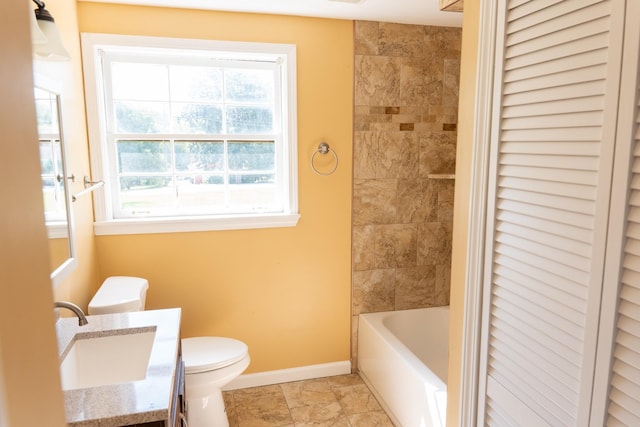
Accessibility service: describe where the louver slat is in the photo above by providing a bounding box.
[494,264,586,314]
[504,51,609,85]
[507,0,611,44]
[499,165,597,187]
[506,32,610,71]
[498,210,592,244]
[499,176,596,201]
[504,69,608,101]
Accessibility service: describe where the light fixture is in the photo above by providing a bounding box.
[32,0,70,61]
[29,6,47,45]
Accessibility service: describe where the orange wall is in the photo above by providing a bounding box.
[0,1,67,425]
[448,1,480,425]
[77,4,354,373]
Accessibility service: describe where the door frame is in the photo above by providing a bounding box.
[458,0,500,425]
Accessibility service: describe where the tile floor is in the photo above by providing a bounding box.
[222,374,395,427]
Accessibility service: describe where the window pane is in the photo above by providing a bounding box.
[115,101,170,133]
[173,103,223,134]
[224,68,274,103]
[228,141,275,171]
[175,141,224,172]
[111,62,169,101]
[229,174,275,184]
[170,66,222,102]
[228,178,278,210]
[39,140,61,175]
[34,98,58,135]
[175,175,225,210]
[226,106,274,134]
[117,140,171,173]
[40,139,65,220]
[119,176,174,211]
[42,177,60,214]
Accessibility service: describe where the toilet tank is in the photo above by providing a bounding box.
[88,276,149,315]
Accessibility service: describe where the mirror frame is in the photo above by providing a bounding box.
[34,73,77,287]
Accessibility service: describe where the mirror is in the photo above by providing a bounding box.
[34,81,77,286]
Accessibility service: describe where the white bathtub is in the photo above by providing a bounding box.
[358,306,449,427]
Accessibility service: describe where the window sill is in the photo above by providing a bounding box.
[93,213,301,236]
[46,221,69,239]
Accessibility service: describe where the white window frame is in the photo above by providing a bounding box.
[81,33,299,235]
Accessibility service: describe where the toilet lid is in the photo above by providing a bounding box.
[182,337,249,374]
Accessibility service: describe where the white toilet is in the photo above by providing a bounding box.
[88,276,250,427]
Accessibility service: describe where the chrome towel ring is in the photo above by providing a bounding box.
[311,142,338,176]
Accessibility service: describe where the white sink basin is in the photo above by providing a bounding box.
[60,328,156,390]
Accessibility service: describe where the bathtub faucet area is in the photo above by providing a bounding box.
[54,301,88,326]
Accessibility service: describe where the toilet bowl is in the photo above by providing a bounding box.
[88,276,250,427]
[182,337,250,427]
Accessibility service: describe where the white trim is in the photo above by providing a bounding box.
[50,257,78,288]
[575,2,628,423]
[93,213,301,235]
[458,1,500,426]
[46,222,69,239]
[223,360,351,391]
[82,32,298,59]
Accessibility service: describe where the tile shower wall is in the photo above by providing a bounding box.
[351,21,462,367]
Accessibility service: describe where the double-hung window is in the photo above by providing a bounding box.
[82,34,299,235]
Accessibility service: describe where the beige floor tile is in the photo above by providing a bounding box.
[235,395,293,427]
[294,418,351,427]
[324,374,365,389]
[225,393,238,426]
[290,400,346,425]
[281,378,339,409]
[232,384,285,401]
[348,410,395,426]
[334,384,383,415]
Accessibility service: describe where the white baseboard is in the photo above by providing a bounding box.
[223,360,352,391]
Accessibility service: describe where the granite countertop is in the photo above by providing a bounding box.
[56,308,181,427]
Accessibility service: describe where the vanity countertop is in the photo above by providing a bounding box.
[56,308,181,427]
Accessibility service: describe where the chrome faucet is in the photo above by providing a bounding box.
[54,301,88,326]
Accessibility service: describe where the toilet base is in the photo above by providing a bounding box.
[185,388,228,427]
[182,349,250,426]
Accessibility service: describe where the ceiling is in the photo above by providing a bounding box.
[80,0,464,27]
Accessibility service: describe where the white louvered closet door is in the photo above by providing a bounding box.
[477,0,626,425]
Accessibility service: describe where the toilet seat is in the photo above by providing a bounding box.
[182,337,249,374]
